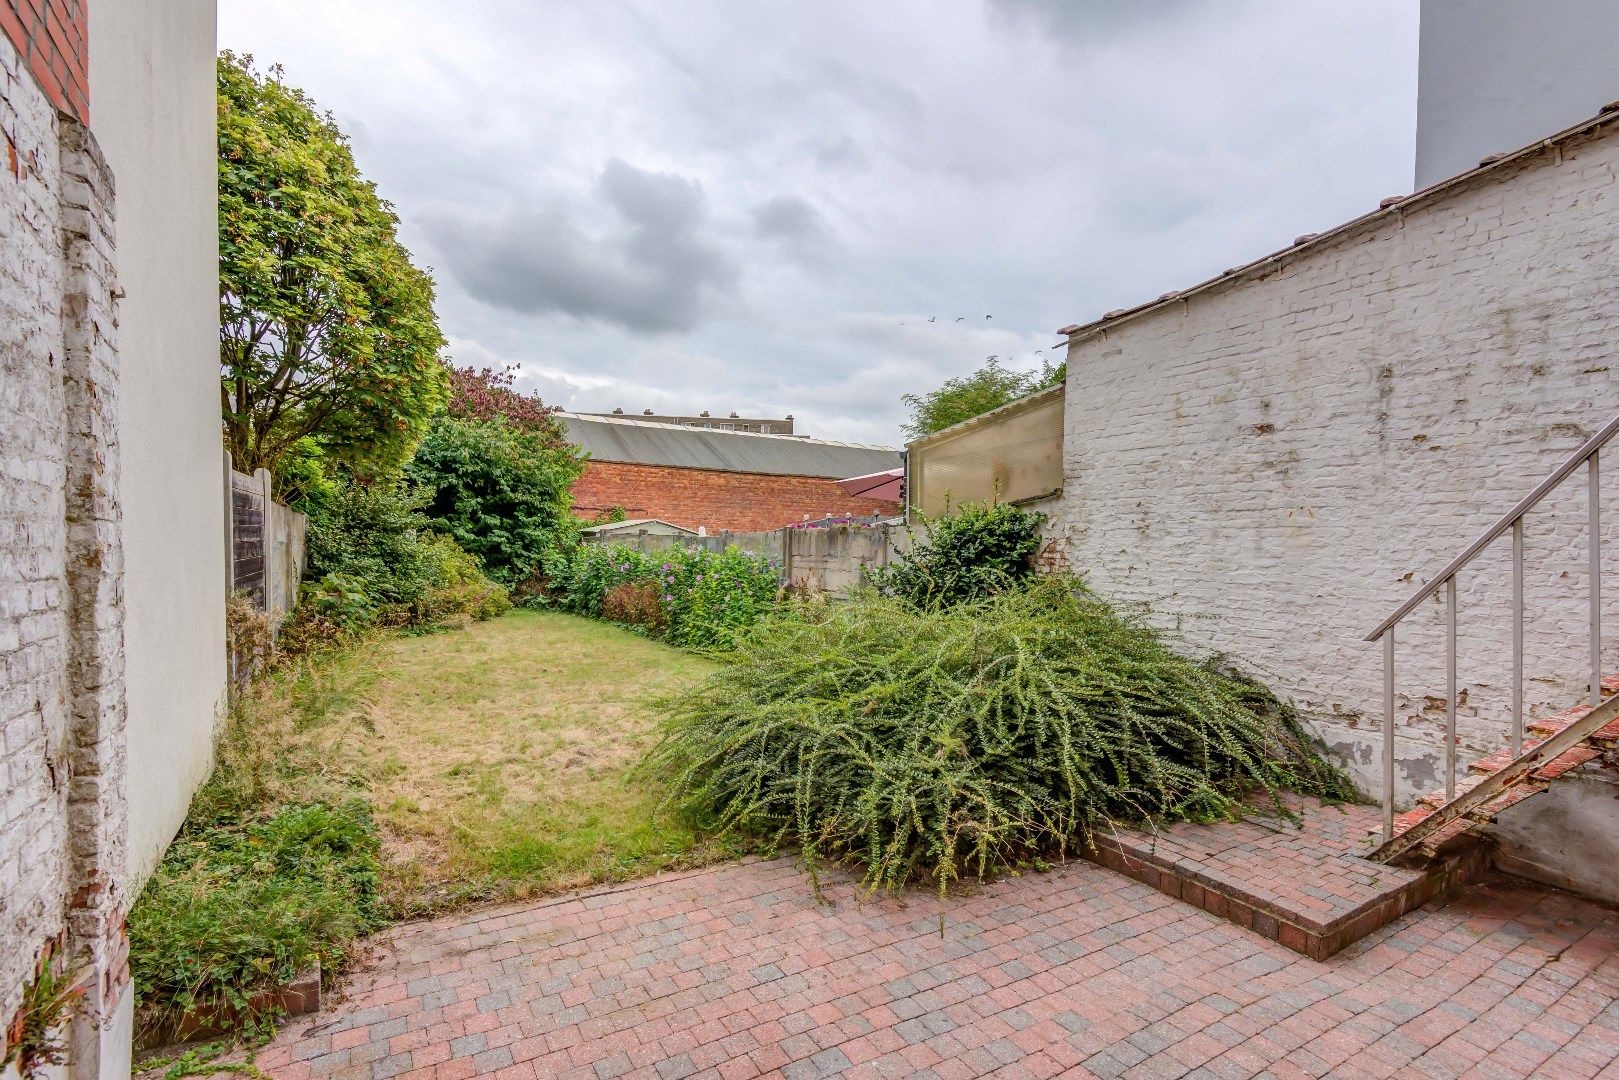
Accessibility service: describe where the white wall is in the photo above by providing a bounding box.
[1049,121,1619,805]
[88,0,223,885]
[1416,0,1619,187]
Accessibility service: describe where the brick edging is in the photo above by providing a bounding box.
[1084,832,1492,960]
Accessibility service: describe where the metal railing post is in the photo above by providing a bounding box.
[1592,451,1602,707]
[1445,577,1457,802]
[1383,628,1395,843]
[1512,518,1524,756]
[1365,411,1619,837]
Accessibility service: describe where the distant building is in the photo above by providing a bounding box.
[580,518,697,540]
[1416,0,1619,187]
[560,413,900,533]
[591,408,797,435]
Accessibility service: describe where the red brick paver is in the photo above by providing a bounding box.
[250,858,1619,1079]
[1090,796,1487,959]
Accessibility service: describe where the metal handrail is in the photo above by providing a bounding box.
[1366,411,1619,842]
[1365,412,1619,641]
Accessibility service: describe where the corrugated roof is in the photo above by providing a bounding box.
[559,412,902,479]
[1056,104,1619,343]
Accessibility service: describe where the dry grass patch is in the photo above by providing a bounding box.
[358,611,725,913]
[209,610,729,916]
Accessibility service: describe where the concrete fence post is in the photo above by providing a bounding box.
[223,450,235,597]
[255,467,275,614]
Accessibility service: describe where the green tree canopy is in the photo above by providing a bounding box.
[900,357,1064,441]
[219,52,448,480]
[405,418,586,585]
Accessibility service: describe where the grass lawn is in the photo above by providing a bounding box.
[231,609,729,915]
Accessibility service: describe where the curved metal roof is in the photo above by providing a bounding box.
[558,412,901,479]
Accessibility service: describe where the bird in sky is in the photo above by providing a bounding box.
[954,316,965,322]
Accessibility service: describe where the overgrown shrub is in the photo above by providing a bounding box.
[550,544,660,618]
[305,482,443,610]
[602,581,668,633]
[406,417,584,585]
[656,546,781,650]
[644,576,1354,896]
[869,501,1042,608]
[300,478,509,634]
[128,801,383,1031]
[554,543,780,650]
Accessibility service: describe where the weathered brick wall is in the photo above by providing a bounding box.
[1,0,89,122]
[1047,118,1619,803]
[0,27,73,1038]
[0,31,125,1061]
[573,460,900,533]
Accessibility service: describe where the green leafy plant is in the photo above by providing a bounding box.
[405,417,585,586]
[643,576,1354,898]
[553,543,781,650]
[219,52,448,480]
[869,501,1043,608]
[4,951,86,1080]
[299,478,508,634]
[128,802,383,1037]
[901,357,1063,439]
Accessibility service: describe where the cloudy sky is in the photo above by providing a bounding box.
[219,0,1419,446]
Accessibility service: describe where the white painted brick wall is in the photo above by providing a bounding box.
[0,34,74,1036]
[0,33,126,1057]
[1049,122,1619,805]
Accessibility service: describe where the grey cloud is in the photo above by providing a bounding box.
[223,0,1418,444]
[988,0,1212,42]
[814,136,869,173]
[752,195,831,242]
[423,159,737,334]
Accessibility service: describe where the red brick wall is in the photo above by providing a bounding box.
[1,0,89,123]
[573,461,899,533]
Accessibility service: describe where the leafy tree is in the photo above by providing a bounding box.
[445,363,567,439]
[901,357,1064,440]
[405,419,586,584]
[218,52,448,479]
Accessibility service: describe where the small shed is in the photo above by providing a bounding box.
[579,518,697,540]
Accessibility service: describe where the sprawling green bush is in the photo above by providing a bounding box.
[305,482,443,610]
[550,543,660,618]
[298,478,508,636]
[554,542,780,650]
[645,576,1354,896]
[128,801,383,1029]
[870,501,1042,608]
[406,417,584,585]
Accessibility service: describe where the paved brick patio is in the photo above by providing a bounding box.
[251,857,1619,1079]
[1089,796,1484,960]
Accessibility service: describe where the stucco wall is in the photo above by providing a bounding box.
[1487,763,1619,905]
[1048,122,1619,805]
[1416,0,1619,187]
[88,0,223,886]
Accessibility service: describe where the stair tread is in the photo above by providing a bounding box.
[1379,677,1618,849]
